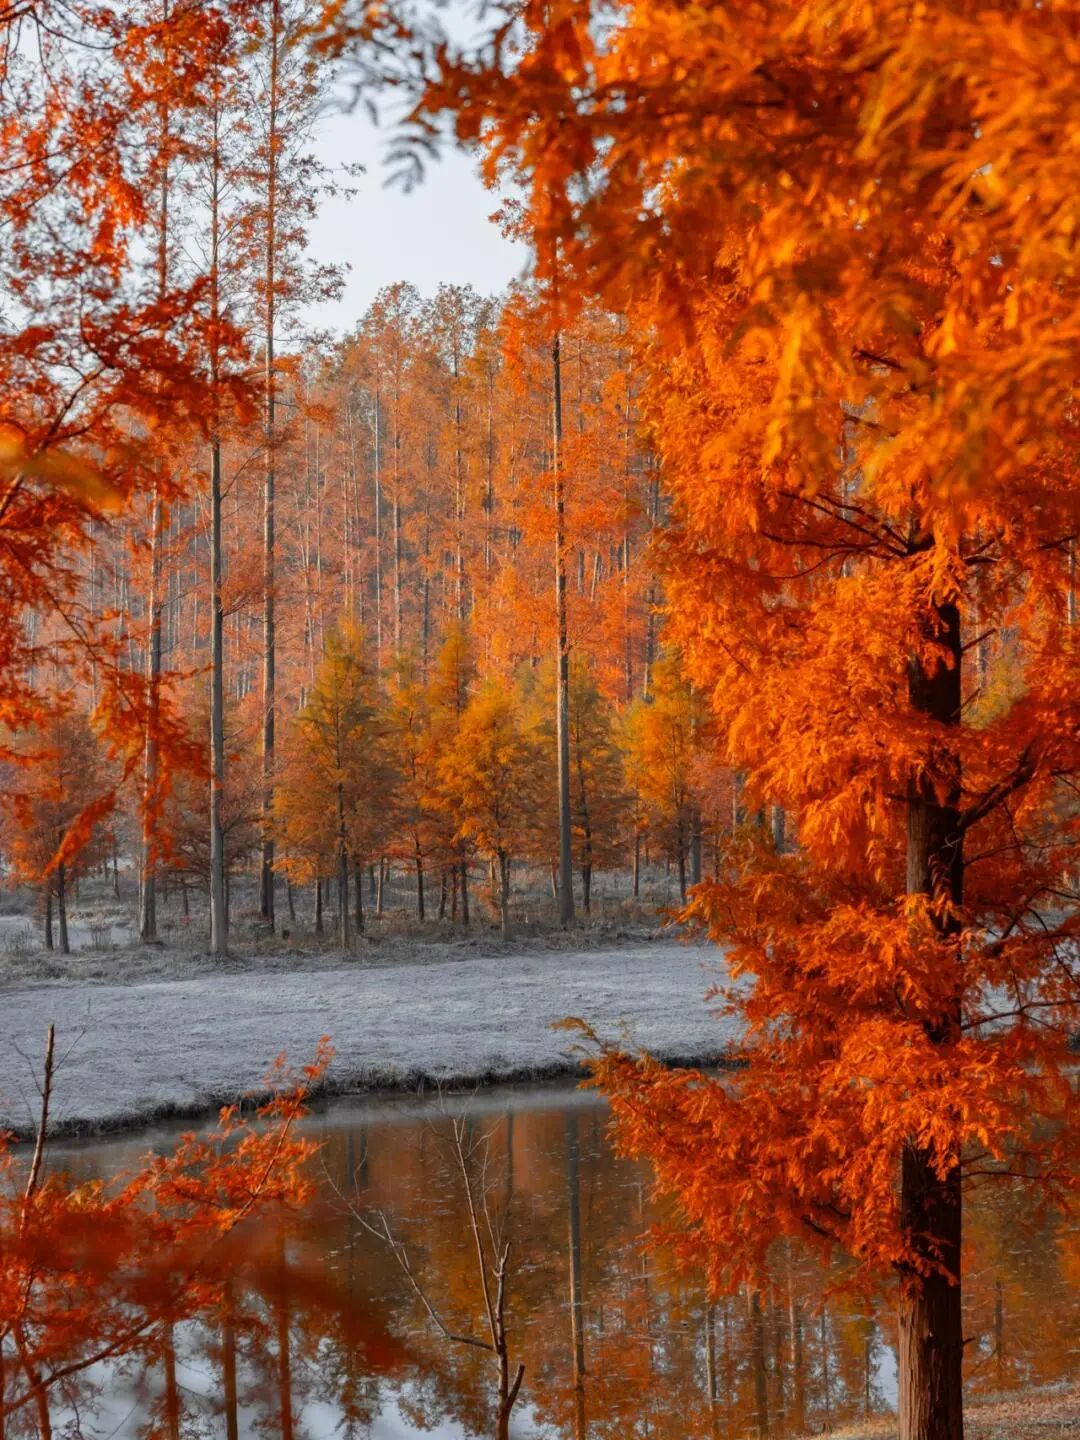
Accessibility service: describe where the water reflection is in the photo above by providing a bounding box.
[44,1082,1079,1439]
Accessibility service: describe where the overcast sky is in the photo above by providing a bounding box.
[302,99,530,334]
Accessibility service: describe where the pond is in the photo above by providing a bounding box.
[47,1080,1079,1439]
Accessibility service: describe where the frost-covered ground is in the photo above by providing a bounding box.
[0,940,733,1138]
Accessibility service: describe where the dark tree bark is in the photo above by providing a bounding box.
[899,594,964,1440]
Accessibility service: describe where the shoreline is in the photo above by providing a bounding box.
[7,1044,737,1146]
[0,940,733,1143]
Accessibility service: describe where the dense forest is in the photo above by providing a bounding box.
[3,274,730,949]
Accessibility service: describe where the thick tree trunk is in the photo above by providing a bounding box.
[900,594,964,1440]
[582,863,592,914]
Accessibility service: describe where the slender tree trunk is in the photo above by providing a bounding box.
[749,1291,769,1439]
[315,877,323,936]
[565,1111,587,1440]
[899,593,964,1440]
[553,332,575,926]
[394,495,402,660]
[222,1283,239,1440]
[336,776,350,951]
[415,850,425,921]
[788,1271,806,1436]
[208,92,228,958]
[57,861,69,955]
[140,488,163,944]
[276,1245,294,1440]
[354,863,364,933]
[44,884,53,950]
[459,856,470,927]
[705,1304,719,1437]
[259,0,282,929]
[633,829,641,898]
[689,806,703,887]
[373,382,383,665]
[376,857,386,918]
[140,52,173,947]
[499,851,511,940]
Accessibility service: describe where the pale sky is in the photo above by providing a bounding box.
[303,100,530,334]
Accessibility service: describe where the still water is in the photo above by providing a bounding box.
[51,1081,1079,1439]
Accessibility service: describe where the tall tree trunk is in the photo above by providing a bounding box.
[208,94,228,958]
[259,0,281,929]
[337,784,350,952]
[162,1324,181,1440]
[459,855,470,927]
[140,61,171,947]
[373,382,383,665]
[553,332,575,925]
[415,850,425,920]
[57,861,69,955]
[749,1291,769,1439]
[44,883,53,950]
[354,862,364,933]
[140,489,163,944]
[222,1283,239,1440]
[315,877,323,936]
[499,851,511,939]
[704,1304,719,1437]
[565,1111,587,1440]
[899,593,964,1440]
[788,1267,806,1436]
[276,1245,294,1440]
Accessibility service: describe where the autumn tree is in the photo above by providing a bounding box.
[375,4,1080,1438]
[384,663,445,919]
[0,1032,333,1437]
[436,681,543,938]
[623,655,705,901]
[2,711,111,952]
[276,623,391,947]
[526,660,628,912]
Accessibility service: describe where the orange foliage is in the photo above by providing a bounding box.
[389,1,1080,1431]
[0,1038,333,1428]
